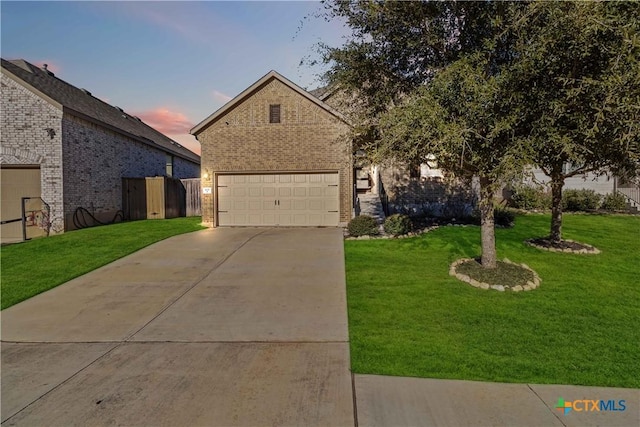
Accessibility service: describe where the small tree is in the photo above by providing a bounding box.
[511,1,640,242]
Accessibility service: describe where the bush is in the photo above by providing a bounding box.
[494,207,516,228]
[348,215,379,236]
[600,192,628,211]
[562,189,602,211]
[509,185,551,210]
[383,214,412,236]
[468,207,515,227]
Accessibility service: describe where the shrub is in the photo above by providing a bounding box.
[494,207,516,228]
[348,215,379,236]
[509,185,551,210]
[468,207,514,227]
[601,192,628,211]
[383,214,412,236]
[562,189,602,211]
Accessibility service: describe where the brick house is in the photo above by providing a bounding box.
[1,58,200,241]
[191,71,352,227]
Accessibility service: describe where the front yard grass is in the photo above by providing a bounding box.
[345,213,640,388]
[1,217,205,309]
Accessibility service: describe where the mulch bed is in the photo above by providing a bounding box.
[526,237,600,254]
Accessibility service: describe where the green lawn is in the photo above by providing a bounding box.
[1,217,205,309]
[345,213,640,388]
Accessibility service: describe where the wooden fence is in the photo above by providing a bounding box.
[180,178,201,217]
[123,177,200,220]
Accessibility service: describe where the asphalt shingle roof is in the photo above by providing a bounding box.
[1,58,200,164]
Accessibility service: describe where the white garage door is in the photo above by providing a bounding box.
[217,173,339,226]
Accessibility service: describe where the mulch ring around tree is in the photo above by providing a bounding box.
[525,237,601,254]
[449,258,541,292]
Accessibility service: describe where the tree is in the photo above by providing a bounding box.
[380,56,528,268]
[510,1,640,243]
[316,1,529,268]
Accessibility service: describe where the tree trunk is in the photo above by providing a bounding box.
[550,176,564,243]
[479,178,497,269]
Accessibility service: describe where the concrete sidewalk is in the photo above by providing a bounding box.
[354,374,639,427]
[1,228,353,426]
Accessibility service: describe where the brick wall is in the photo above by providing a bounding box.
[173,156,200,180]
[1,74,65,232]
[197,78,352,226]
[379,161,476,217]
[62,115,200,228]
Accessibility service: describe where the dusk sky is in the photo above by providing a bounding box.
[1,1,350,155]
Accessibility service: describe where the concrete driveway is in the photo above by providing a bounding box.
[1,228,354,426]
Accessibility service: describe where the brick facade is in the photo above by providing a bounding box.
[1,74,65,231]
[1,71,200,232]
[377,161,477,217]
[61,115,199,228]
[196,77,352,227]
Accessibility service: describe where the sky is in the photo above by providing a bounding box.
[1,1,351,155]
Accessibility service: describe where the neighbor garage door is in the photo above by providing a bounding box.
[217,173,339,226]
[1,167,41,242]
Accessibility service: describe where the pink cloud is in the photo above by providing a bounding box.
[212,90,232,105]
[33,60,61,74]
[133,108,194,135]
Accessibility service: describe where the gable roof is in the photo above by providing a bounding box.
[1,58,200,164]
[190,70,349,136]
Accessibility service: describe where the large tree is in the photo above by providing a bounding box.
[317,1,529,268]
[510,1,640,243]
[380,55,528,268]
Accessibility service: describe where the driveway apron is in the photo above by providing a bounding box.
[1,227,354,426]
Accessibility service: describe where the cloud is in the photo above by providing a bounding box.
[33,60,61,74]
[212,90,232,105]
[133,108,194,135]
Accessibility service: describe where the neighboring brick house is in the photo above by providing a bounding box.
[191,71,351,227]
[1,58,200,241]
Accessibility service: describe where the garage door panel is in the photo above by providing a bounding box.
[217,173,340,226]
[279,187,291,197]
[262,201,276,210]
[325,187,338,196]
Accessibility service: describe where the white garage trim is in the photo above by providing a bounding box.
[216,172,340,226]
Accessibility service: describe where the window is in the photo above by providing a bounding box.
[166,154,174,177]
[269,104,281,123]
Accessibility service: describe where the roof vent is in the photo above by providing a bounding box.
[81,88,92,96]
[134,116,142,121]
[115,106,124,112]
[42,64,54,76]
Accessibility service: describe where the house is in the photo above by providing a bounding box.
[1,58,200,242]
[191,71,352,227]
